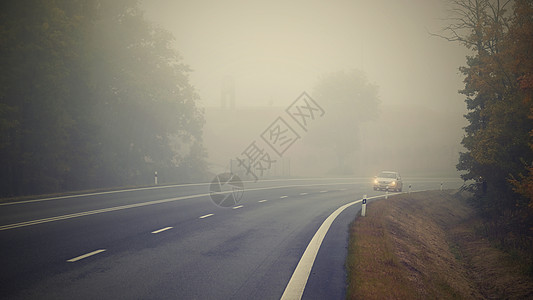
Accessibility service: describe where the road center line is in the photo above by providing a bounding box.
[1,183,213,206]
[1,182,362,231]
[151,227,173,234]
[1,178,381,206]
[199,214,214,219]
[281,194,387,300]
[67,249,106,263]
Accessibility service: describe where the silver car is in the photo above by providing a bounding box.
[373,171,403,192]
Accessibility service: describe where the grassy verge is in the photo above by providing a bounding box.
[346,191,533,299]
[346,203,418,299]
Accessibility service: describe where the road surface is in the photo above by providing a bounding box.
[0,177,462,299]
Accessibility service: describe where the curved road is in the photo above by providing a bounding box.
[0,177,462,299]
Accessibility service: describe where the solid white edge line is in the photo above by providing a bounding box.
[280,194,389,300]
[3,177,400,206]
[0,183,213,206]
[67,249,106,263]
[2,178,462,206]
[151,227,173,234]
[199,214,214,219]
[0,184,412,231]
[0,193,213,231]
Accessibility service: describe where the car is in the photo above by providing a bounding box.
[373,171,403,192]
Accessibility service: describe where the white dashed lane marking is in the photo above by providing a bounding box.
[199,214,214,219]
[67,249,106,263]
[299,193,308,195]
[258,200,267,203]
[232,205,243,210]
[151,227,173,234]
[280,196,288,199]
[1,182,356,231]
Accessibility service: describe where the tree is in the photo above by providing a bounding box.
[73,0,207,188]
[0,0,207,196]
[506,0,533,228]
[440,0,533,254]
[311,70,380,174]
[441,0,525,196]
[0,0,83,195]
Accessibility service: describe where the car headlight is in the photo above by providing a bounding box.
[373,179,378,184]
[390,181,396,186]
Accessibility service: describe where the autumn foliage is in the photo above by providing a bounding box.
[447,0,533,263]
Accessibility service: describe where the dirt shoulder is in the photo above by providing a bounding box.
[346,190,533,299]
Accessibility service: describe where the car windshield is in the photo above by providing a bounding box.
[378,172,397,178]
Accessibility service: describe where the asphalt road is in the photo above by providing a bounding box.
[0,177,463,299]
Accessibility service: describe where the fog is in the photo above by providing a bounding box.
[142,0,470,178]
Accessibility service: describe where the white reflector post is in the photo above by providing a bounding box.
[361,195,367,217]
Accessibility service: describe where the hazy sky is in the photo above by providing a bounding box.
[141,0,469,112]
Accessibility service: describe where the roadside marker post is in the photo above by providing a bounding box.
[154,171,158,185]
[361,195,367,217]
[440,182,443,191]
[409,184,412,195]
[385,190,389,199]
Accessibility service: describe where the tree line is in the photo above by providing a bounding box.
[443,0,533,267]
[0,0,208,197]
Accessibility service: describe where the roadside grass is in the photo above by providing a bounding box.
[346,205,418,299]
[346,190,533,299]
